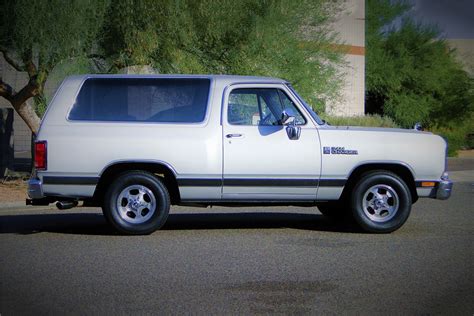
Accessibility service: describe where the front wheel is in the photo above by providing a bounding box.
[350,171,412,233]
[103,171,170,235]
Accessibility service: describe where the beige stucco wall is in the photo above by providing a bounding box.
[447,39,474,77]
[326,0,365,116]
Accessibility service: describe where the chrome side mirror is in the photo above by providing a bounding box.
[286,125,301,140]
[281,109,300,140]
[281,109,296,125]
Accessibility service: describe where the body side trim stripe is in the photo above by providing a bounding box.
[42,176,347,187]
[224,178,319,187]
[319,179,347,187]
[43,176,99,185]
[177,179,222,187]
[178,178,346,187]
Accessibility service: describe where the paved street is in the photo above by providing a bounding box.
[1,180,473,314]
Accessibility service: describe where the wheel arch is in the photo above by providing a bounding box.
[341,162,418,203]
[93,161,180,205]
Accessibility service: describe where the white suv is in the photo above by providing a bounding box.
[28,75,452,234]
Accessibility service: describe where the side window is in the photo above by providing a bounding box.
[228,92,259,125]
[69,78,210,123]
[227,88,306,126]
[277,90,306,125]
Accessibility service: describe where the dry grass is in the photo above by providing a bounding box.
[0,179,28,203]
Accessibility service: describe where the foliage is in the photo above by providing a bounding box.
[1,0,344,131]
[98,0,345,112]
[321,114,399,128]
[366,0,474,129]
[0,0,109,117]
[429,114,474,156]
[45,57,96,102]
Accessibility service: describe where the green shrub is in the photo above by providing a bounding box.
[429,116,474,156]
[321,114,399,128]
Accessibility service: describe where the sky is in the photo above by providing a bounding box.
[410,0,474,39]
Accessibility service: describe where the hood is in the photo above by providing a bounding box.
[324,125,433,135]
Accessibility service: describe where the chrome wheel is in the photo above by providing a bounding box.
[116,185,156,224]
[362,184,399,222]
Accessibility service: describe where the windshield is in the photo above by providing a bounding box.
[286,84,325,125]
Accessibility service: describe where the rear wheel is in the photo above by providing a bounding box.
[103,171,170,235]
[350,171,412,233]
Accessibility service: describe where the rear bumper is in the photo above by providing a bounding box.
[436,179,453,200]
[27,178,44,199]
[26,178,57,205]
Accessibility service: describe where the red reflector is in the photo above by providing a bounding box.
[34,141,47,170]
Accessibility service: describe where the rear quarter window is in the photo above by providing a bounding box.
[69,78,211,123]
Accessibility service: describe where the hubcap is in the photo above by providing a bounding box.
[362,184,399,222]
[116,185,157,224]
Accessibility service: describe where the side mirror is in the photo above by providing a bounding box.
[281,109,296,125]
[286,125,301,140]
[281,109,301,140]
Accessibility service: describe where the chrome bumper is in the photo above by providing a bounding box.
[28,178,44,199]
[436,179,453,200]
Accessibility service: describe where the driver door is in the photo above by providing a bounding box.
[222,84,321,200]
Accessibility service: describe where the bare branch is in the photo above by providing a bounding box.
[0,78,15,102]
[0,48,25,72]
[0,78,40,134]
[11,78,40,107]
[21,49,37,78]
[0,77,40,107]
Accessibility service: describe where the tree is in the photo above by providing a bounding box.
[97,0,344,112]
[0,0,108,134]
[1,0,344,134]
[366,0,474,128]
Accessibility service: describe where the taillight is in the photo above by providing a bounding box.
[34,141,47,170]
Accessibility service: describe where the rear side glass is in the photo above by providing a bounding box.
[69,78,210,123]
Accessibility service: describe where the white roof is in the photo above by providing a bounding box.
[66,74,287,86]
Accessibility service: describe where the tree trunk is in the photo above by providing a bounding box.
[11,99,40,135]
[0,79,41,135]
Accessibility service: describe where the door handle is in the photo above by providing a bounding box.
[226,133,243,138]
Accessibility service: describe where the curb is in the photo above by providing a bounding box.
[448,170,474,183]
[0,201,55,212]
[0,201,27,209]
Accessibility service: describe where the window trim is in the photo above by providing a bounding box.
[285,83,324,125]
[225,86,308,127]
[66,76,214,125]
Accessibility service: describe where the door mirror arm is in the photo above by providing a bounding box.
[281,109,295,125]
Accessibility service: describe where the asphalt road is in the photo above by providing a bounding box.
[1,182,473,315]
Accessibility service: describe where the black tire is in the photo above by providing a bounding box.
[102,171,170,235]
[318,202,348,220]
[350,171,412,233]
